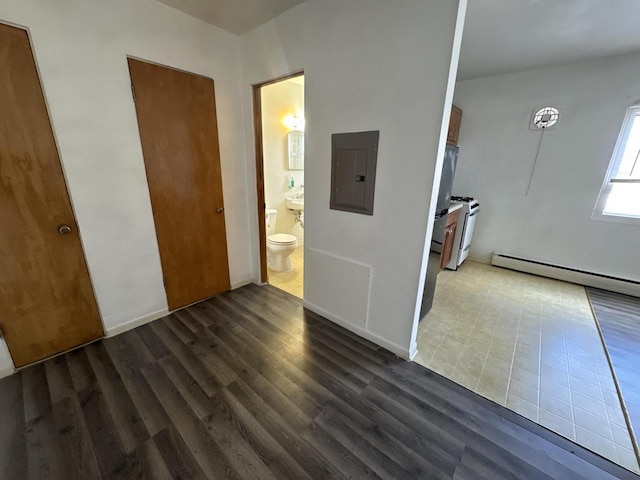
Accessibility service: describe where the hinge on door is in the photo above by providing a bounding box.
[131,84,136,102]
[162,276,166,289]
[0,324,4,339]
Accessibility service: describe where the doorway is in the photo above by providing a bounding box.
[253,73,305,299]
[128,58,230,310]
[0,23,104,367]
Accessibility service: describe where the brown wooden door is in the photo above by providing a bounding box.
[128,58,230,310]
[447,104,462,146]
[0,24,103,367]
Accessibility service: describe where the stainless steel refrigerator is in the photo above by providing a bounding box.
[420,145,458,318]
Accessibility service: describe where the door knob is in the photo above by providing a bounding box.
[216,208,224,214]
[58,225,72,235]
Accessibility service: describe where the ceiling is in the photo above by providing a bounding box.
[459,0,640,80]
[155,0,640,79]
[156,0,305,35]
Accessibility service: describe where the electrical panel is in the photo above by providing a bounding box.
[330,131,379,215]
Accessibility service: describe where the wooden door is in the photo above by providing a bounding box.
[128,58,230,310]
[0,24,103,367]
[447,104,462,146]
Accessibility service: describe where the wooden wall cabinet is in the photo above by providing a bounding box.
[447,104,462,146]
[440,209,459,271]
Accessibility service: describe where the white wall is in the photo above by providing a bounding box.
[454,52,640,282]
[0,0,252,375]
[0,0,465,374]
[241,0,466,357]
[261,80,305,241]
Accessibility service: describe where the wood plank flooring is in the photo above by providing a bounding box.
[0,284,637,479]
[587,288,640,448]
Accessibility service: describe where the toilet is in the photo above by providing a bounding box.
[266,209,298,272]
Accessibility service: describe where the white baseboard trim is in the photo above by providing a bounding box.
[408,341,418,361]
[0,364,14,380]
[303,300,412,360]
[105,308,169,338]
[231,277,258,289]
[492,252,640,298]
[0,307,171,378]
[89,277,260,340]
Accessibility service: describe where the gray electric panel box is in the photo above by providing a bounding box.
[330,130,379,215]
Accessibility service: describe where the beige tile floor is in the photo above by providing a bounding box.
[415,261,640,473]
[268,246,303,299]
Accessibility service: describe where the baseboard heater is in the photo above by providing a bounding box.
[491,252,640,298]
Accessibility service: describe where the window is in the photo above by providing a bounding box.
[594,105,640,222]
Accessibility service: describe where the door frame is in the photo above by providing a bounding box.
[0,21,105,368]
[252,70,304,283]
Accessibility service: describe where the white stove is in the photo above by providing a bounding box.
[446,196,480,270]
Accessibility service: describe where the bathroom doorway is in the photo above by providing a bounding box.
[253,72,305,298]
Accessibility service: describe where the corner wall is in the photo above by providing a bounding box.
[241,0,466,357]
[453,52,640,282]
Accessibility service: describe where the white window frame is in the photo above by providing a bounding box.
[592,105,640,225]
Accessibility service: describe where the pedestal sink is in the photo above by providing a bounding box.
[285,197,304,211]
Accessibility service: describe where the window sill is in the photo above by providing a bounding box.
[591,212,640,227]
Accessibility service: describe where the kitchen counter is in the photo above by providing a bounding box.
[449,201,464,213]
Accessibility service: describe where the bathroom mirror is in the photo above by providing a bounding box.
[286,130,304,170]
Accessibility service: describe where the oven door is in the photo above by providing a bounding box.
[458,209,478,265]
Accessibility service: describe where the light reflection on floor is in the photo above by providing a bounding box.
[268,246,303,299]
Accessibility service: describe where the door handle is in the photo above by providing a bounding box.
[58,225,72,235]
[216,208,224,214]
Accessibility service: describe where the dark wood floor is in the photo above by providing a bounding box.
[1,284,637,479]
[588,288,640,448]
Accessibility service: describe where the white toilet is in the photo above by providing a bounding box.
[266,209,298,272]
